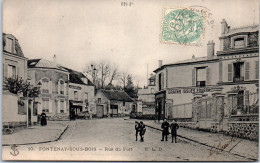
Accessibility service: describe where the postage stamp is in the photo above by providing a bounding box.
[161,7,206,46]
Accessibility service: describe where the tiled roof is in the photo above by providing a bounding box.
[224,25,259,36]
[62,67,95,86]
[100,90,134,102]
[28,59,68,72]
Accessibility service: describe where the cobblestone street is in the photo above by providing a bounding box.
[2,118,255,161]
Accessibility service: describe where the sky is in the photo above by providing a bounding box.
[3,0,259,87]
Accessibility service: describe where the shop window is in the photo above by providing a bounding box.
[196,68,206,87]
[7,65,16,78]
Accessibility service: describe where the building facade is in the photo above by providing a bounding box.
[95,90,135,117]
[2,33,38,127]
[63,67,96,118]
[27,59,70,120]
[137,74,157,115]
[153,20,259,140]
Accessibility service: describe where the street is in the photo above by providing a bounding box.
[2,118,252,161]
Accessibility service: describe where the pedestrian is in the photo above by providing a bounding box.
[161,118,170,141]
[40,110,47,126]
[89,110,93,120]
[135,121,140,141]
[139,121,146,142]
[170,120,179,143]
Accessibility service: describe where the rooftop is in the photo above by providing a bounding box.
[28,59,68,72]
[99,89,134,102]
[3,33,25,58]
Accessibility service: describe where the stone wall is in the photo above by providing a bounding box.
[227,122,258,141]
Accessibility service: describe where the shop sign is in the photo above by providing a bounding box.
[168,87,212,94]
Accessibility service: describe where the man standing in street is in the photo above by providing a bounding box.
[161,118,170,141]
[135,121,140,141]
[139,121,146,142]
[170,120,179,143]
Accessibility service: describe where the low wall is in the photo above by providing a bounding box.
[227,121,259,141]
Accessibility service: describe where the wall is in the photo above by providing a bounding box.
[2,92,26,123]
[95,91,110,115]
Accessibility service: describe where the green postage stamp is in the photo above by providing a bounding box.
[161,7,206,46]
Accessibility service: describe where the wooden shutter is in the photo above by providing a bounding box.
[192,68,196,86]
[244,90,249,107]
[58,81,60,94]
[17,66,20,78]
[64,82,67,95]
[49,80,52,93]
[244,62,250,80]
[219,61,223,82]
[49,99,52,113]
[228,64,233,82]
[3,64,8,79]
[57,100,60,113]
[255,61,259,79]
[161,73,164,89]
[206,67,210,86]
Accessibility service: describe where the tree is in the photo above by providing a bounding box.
[124,74,137,98]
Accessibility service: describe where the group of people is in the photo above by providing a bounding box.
[135,118,179,143]
[135,121,146,142]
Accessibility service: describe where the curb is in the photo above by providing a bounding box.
[2,125,69,146]
[144,124,257,161]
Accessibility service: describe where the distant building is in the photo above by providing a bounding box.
[95,90,135,117]
[137,74,156,115]
[27,59,69,120]
[2,33,38,127]
[153,20,259,140]
[62,67,96,118]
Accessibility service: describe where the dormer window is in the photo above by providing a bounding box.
[231,35,248,49]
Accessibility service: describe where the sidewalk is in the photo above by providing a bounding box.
[2,121,68,146]
[139,120,258,161]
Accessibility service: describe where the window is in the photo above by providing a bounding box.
[149,79,155,86]
[234,38,245,49]
[74,91,78,100]
[5,37,13,52]
[233,62,244,82]
[42,78,49,93]
[196,68,206,87]
[123,101,126,106]
[60,100,64,113]
[98,98,101,104]
[7,65,16,78]
[42,98,49,113]
[60,80,64,94]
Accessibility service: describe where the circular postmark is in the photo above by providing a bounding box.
[161,7,206,45]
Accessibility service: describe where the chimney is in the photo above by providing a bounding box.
[53,54,57,63]
[221,19,229,36]
[158,60,163,68]
[207,40,215,60]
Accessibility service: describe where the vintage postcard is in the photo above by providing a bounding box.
[2,0,259,161]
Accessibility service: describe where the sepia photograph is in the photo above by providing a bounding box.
[1,0,259,161]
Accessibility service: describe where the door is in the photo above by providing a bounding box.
[28,100,32,126]
[111,105,118,116]
[96,105,104,118]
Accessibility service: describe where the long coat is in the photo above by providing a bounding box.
[170,123,179,135]
[161,121,170,135]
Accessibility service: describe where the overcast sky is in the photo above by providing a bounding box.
[3,0,259,86]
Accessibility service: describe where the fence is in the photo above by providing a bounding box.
[168,102,192,119]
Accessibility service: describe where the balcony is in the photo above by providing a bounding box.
[233,77,244,82]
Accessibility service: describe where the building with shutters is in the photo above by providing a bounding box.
[27,59,70,120]
[62,67,96,118]
[153,20,259,138]
[2,33,38,127]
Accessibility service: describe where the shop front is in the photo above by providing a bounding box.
[155,90,166,121]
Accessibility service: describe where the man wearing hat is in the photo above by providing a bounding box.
[170,120,179,143]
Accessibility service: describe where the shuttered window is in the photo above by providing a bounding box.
[244,62,250,80]
[255,61,259,79]
[219,62,223,82]
[244,90,249,107]
[228,64,233,82]
[192,69,196,86]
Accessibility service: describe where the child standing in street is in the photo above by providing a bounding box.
[139,121,146,142]
[170,120,179,143]
[135,121,140,141]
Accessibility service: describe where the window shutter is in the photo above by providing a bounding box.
[219,61,223,82]
[58,81,60,94]
[206,67,210,86]
[17,66,20,78]
[3,64,8,79]
[49,80,52,93]
[244,90,249,107]
[57,100,60,113]
[64,82,66,95]
[244,62,250,80]
[49,99,52,113]
[255,61,259,79]
[192,69,196,86]
[228,64,233,82]
[64,101,67,113]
